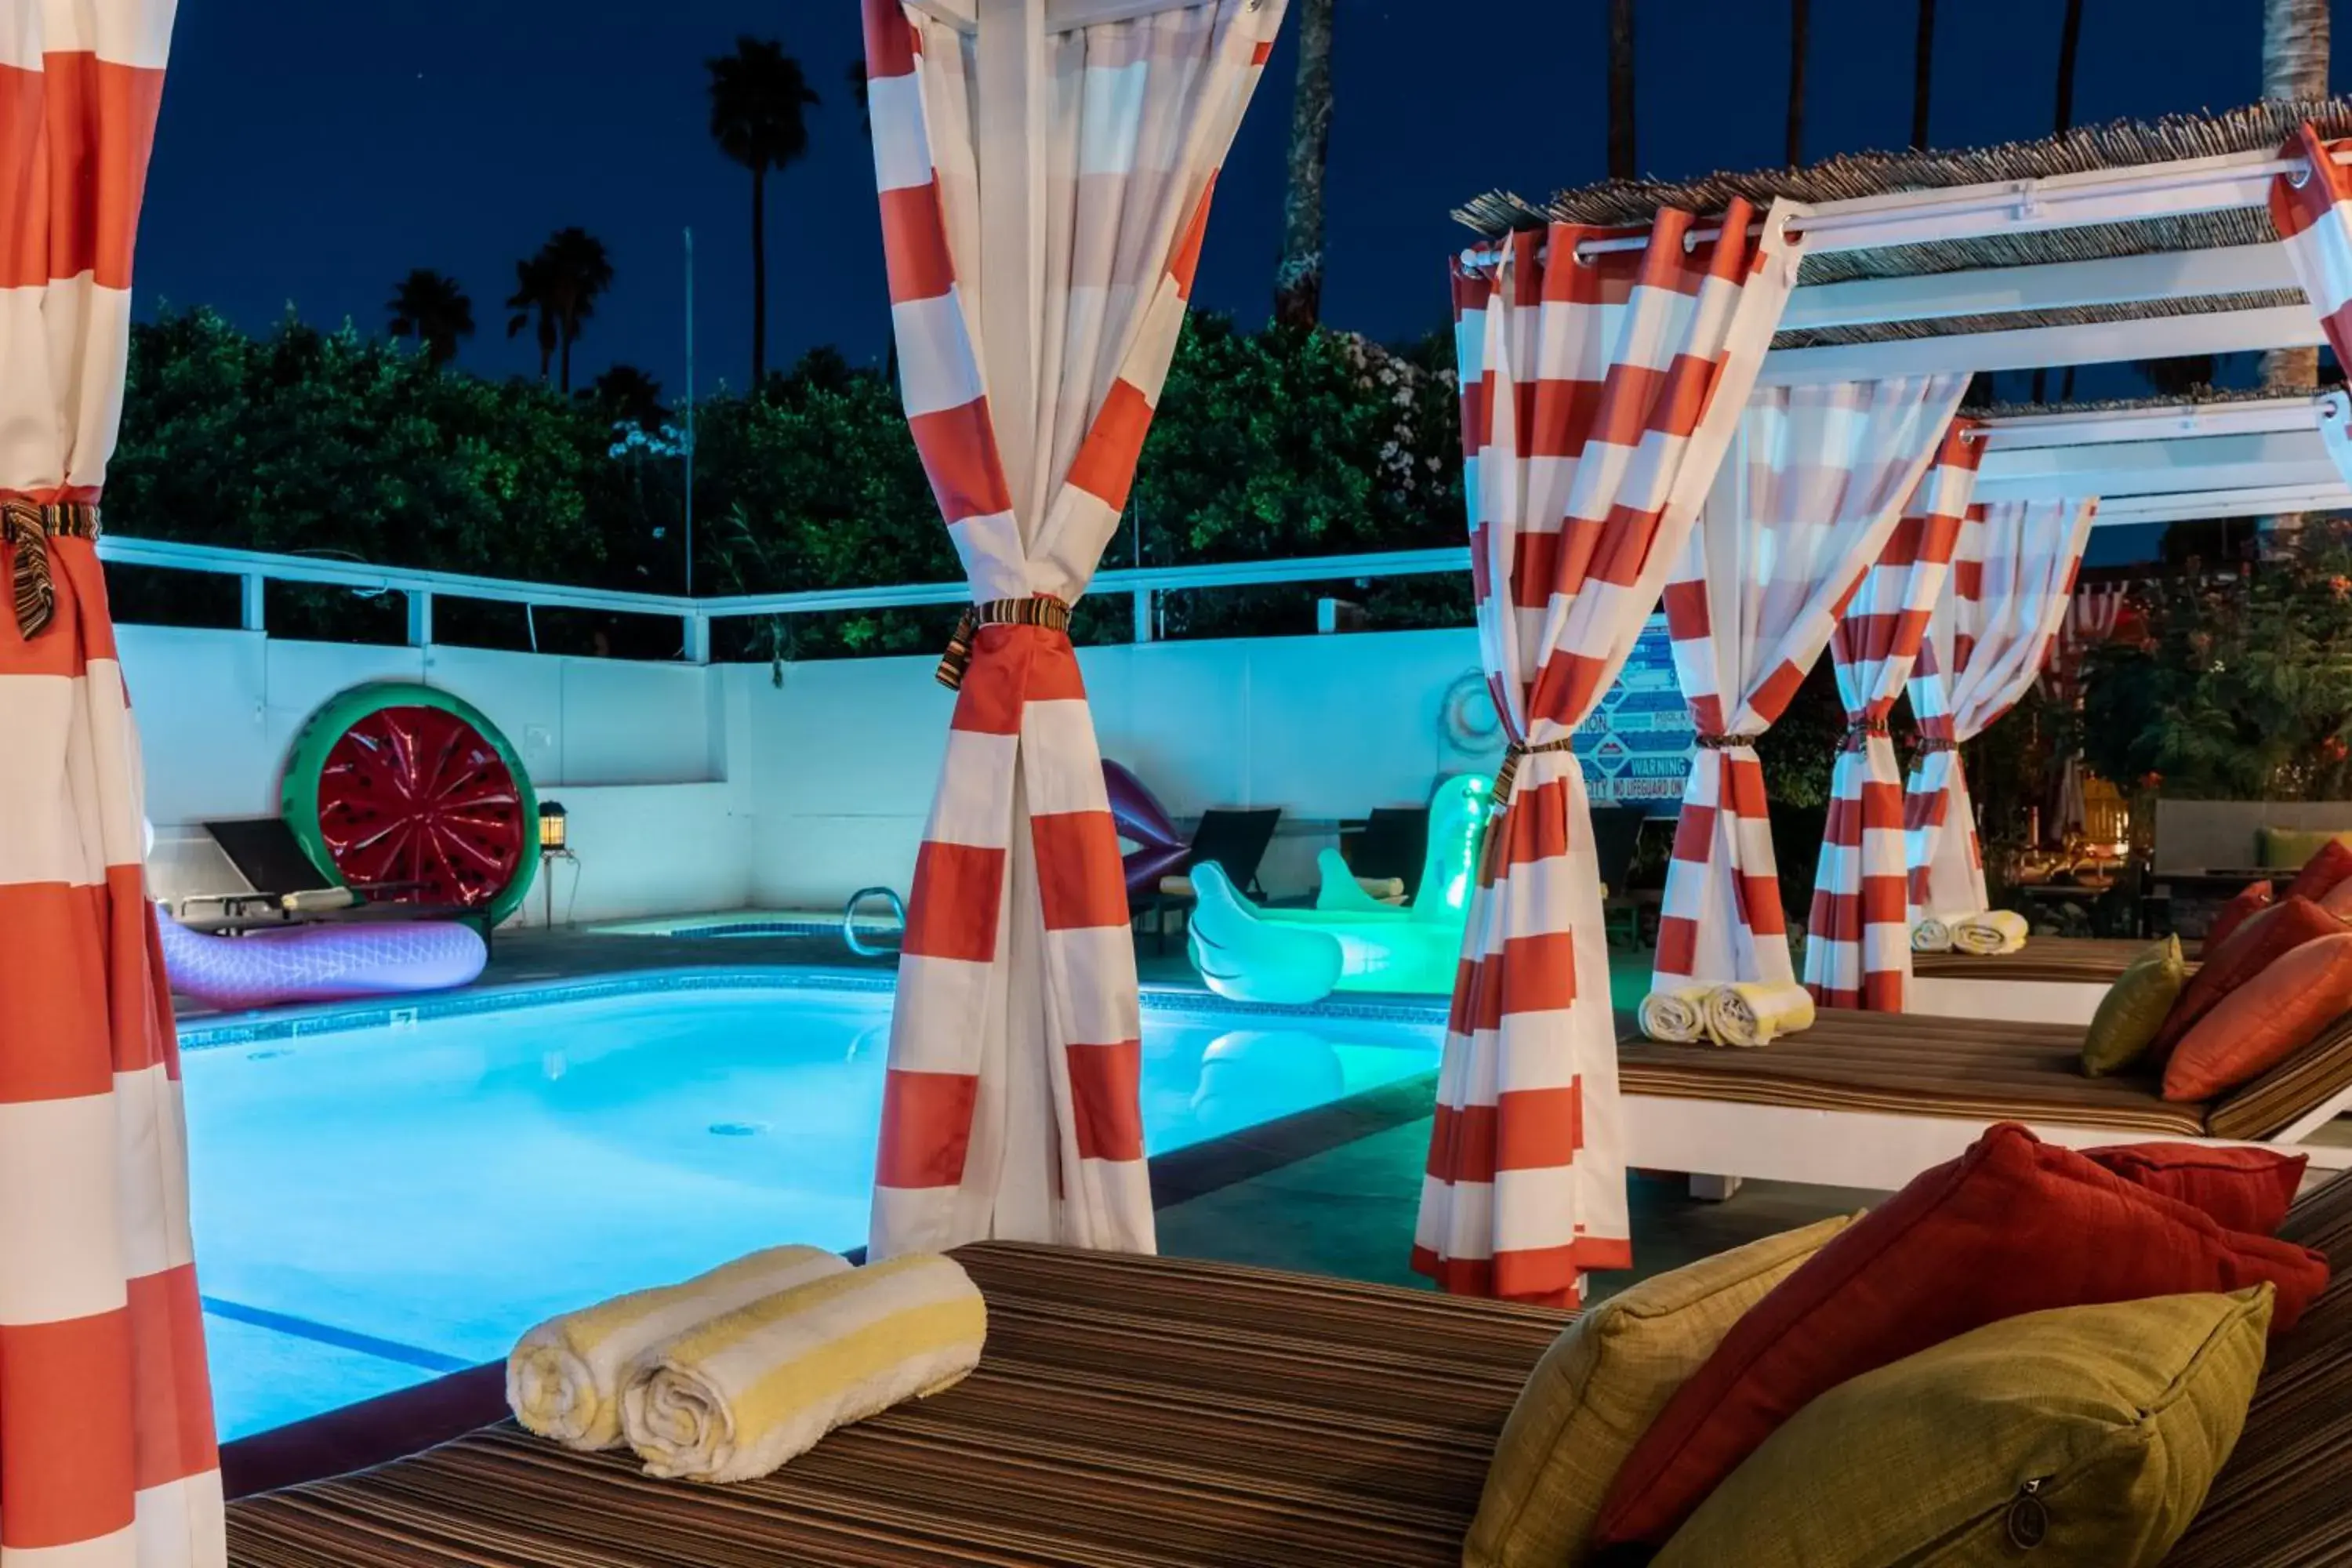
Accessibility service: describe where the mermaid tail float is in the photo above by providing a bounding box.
[156,905,488,1011]
[1186,774,1491,1005]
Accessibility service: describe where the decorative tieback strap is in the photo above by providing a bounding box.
[1693,732,1766,750]
[3,499,100,641]
[1492,736,1578,811]
[1913,736,1959,754]
[935,594,1072,691]
[1840,717,1893,753]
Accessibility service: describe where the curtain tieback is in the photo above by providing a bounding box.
[1914,736,1959,754]
[1693,732,1766,750]
[3,499,99,641]
[935,594,1073,691]
[1840,717,1893,753]
[1492,736,1579,811]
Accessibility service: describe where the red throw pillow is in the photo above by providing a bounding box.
[2323,879,2352,920]
[2082,1143,2309,1235]
[1592,1123,2331,1550]
[2205,880,2273,949]
[2288,837,2352,902]
[2165,931,2352,1102]
[2151,895,2345,1060]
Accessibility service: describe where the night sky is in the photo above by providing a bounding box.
[147,0,2346,397]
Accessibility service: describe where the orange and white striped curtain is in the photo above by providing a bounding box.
[860,0,1281,1260]
[1906,498,2096,918]
[1808,419,1983,1011]
[1653,376,1969,995]
[1417,206,1802,1306]
[1,2,223,1564]
[2272,122,2352,370]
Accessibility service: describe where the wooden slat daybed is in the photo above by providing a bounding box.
[1910,935,2184,1025]
[1615,1009,2352,1192]
[223,1178,2352,1566]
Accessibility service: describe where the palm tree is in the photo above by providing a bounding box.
[1785,0,1810,167]
[707,38,821,387]
[1606,0,1636,180]
[588,364,666,430]
[1911,0,1936,147]
[387,270,474,368]
[847,60,869,129]
[2264,0,2330,397]
[1274,0,1334,329]
[2053,0,2085,133]
[506,253,558,383]
[507,229,613,394]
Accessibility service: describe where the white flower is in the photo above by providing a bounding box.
[1381,441,1399,459]
[1394,388,1412,407]
[1378,366,1398,386]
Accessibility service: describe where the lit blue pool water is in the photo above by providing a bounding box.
[181,975,1444,1439]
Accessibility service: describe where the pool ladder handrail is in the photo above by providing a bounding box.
[843,887,906,958]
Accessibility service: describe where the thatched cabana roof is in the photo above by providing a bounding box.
[1458,100,2352,354]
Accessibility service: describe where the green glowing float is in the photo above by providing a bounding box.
[1186,774,1493,1004]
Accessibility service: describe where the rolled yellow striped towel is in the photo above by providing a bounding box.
[508,1245,848,1451]
[622,1251,985,1483]
[1911,914,1955,953]
[1951,909,2030,956]
[1704,981,1816,1047]
[1638,986,1716,1044]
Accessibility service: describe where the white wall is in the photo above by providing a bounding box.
[122,622,1504,923]
[122,627,739,927]
[737,627,1501,910]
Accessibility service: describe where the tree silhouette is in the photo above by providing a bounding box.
[708,37,821,388]
[1785,0,1810,166]
[1275,0,1334,330]
[506,228,613,393]
[848,60,869,130]
[588,364,667,430]
[387,269,474,368]
[1911,0,1936,147]
[1606,0,1636,180]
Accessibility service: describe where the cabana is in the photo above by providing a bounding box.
[1419,101,2352,1304]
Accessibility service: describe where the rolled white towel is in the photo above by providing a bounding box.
[1704,982,1817,1047]
[1911,915,1955,953]
[1952,909,2030,956]
[622,1252,985,1484]
[508,1245,848,1451]
[1639,986,1715,1044]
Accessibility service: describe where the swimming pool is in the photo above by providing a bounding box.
[181,972,1445,1439]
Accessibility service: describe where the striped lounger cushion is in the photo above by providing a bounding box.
[222,1185,2352,1566]
[1617,1007,2352,1145]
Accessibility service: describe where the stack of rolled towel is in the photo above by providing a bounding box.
[1637,981,1817,1047]
[508,1244,985,1484]
[1912,909,2030,956]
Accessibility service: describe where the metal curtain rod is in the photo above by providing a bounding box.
[1459,147,2352,270]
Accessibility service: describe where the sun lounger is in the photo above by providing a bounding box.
[223,1181,2352,1566]
[1616,1007,2352,1195]
[1909,935,2190,1025]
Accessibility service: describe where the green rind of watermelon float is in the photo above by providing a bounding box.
[280,682,539,927]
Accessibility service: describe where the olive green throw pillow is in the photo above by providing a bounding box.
[1654,1287,2274,1568]
[1462,1215,1856,1568]
[2082,935,2189,1077]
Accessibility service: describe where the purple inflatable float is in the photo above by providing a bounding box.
[156,906,488,1011]
[1105,759,1187,898]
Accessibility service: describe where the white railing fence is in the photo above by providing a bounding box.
[96,535,1475,662]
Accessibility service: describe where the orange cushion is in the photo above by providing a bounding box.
[2165,931,2352,1102]
[2288,837,2352,902]
[2205,880,2272,949]
[2151,896,2345,1060]
[2081,1144,2309,1235]
[2322,879,2352,920]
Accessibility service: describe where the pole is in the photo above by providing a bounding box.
[684,226,697,600]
